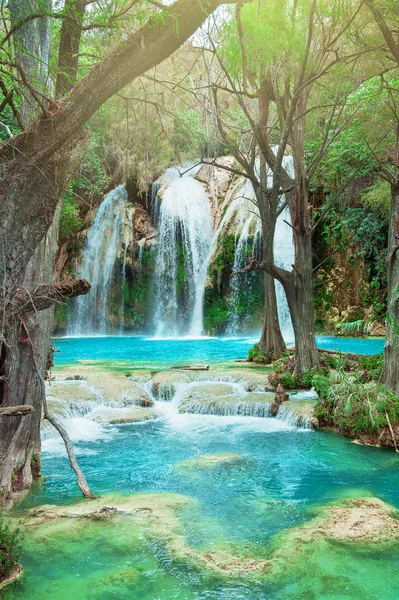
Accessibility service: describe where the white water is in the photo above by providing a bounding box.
[42,376,310,456]
[207,155,295,338]
[153,166,213,337]
[69,185,129,335]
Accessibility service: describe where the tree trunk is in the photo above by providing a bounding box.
[256,272,286,362]
[285,228,319,375]
[382,181,399,392]
[8,0,52,123]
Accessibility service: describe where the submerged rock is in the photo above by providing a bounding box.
[176,453,247,470]
[21,492,270,577]
[279,497,399,546]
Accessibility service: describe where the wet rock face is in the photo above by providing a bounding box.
[151,371,190,400]
[276,399,319,429]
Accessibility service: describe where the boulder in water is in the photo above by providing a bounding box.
[279,497,399,546]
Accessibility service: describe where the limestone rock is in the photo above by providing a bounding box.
[178,383,274,417]
[46,381,99,403]
[0,564,23,591]
[151,371,191,400]
[86,406,157,425]
[277,399,319,429]
[282,498,399,545]
[369,321,386,337]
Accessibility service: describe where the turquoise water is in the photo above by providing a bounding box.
[52,335,384,365]
[6,410,399,599]
[3,334,396,600]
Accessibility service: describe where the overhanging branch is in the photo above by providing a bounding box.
[9,278,91,319]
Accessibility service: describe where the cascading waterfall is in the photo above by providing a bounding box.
[153,166,213,337]
[225,177,263,334]
[209,155,295,337]
[69,185,129,335]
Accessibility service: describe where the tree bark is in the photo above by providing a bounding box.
[256,272,286,361]
[284,226,319,375]
[382,181,399,392]
[251,83,286,362]
[56,0,86,97]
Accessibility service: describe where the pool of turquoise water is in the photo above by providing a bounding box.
[6,411,399,600]
[52,334,384,365]
[3,334,396,600]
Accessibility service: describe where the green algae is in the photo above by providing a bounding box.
[4,493,399,599]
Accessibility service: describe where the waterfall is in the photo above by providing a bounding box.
[153,166,213,337]
[208,155,295,337]
[69,185,128,335]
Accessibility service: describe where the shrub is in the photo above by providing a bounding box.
[314,359,399,438]
[248,343,273,364]
[0,513,22,579]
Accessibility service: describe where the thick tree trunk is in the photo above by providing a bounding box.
[256,272,286,362]
[382,181,399,393]
[285,229,319,375]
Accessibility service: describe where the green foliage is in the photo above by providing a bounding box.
[361,180,391,219]
[171,110,206,155]
[203,297,228,335]
[336,320,372,336]
[315,204,388,319]
[269,359,329,390]
[0,513,22,579]
[311,373,332,399]
[247,343,273,364]
[359,354,384,381]
[315,359,399,438]
[59,193,82,239]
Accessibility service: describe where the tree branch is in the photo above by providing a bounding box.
[9,278,90,318]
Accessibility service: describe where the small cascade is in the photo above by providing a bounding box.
[179,399,273,418]
[69,185,129,335]
[152,166,213,337]
[276,406,311,429]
